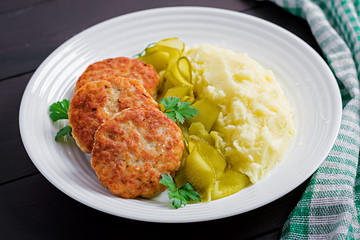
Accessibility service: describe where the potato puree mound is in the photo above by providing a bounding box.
[186,44,295,183]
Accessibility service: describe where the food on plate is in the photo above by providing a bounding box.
[50,37,295,206]
[160,96,199,124]
[68,77,158,153]
[139,39,294,201]
[91,107,184,198]
[49,99,72,141]
[74,57,160,98]
[137,38,193,99]
[185,44,295,184]
[159,173,201,209]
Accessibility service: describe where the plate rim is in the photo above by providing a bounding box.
[19,6,342,223]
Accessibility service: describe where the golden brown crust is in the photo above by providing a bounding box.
[68,77,158,153]
[91,108,184,199]
[75,57,159,98]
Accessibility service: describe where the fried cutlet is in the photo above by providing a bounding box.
[75,57,159,98]
[91,107,184,198]
[68,77,158,153]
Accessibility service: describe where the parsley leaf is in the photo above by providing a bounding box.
[159,174,201,209]
[160,97,199,124]
[49,99,70,122]
[159,173,177,191]
[49,99,72,141]
[55,125,72,142]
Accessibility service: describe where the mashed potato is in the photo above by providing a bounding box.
[185,44,295,183]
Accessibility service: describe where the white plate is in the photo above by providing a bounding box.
[19,7,342,223]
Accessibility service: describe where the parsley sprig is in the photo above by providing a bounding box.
[159,174,201,209]
[49,99,72,141]
[160,97,199,124]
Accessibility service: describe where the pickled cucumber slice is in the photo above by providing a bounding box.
[209,131,225,154]
[211,170,250,200]
[189,122,215,146]
[178,56,192,82]
[144,38,184,57]
[175,144,215,201]
[178,123,190,153]
[155,37,185,53]
[139,38,193,102]
[196,141,226,179]
[187,99,221,132]
[163,86,194,102]
[139,51,169,71]
[165,56,193,87]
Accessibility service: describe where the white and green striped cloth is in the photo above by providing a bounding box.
[265,0,360,238]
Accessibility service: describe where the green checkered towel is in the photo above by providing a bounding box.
[266,0,360,238]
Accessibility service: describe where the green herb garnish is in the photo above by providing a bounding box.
[133,42,156,58]
[160,97,199,124]
[159,173,201,209]
[49,99,72,141]
[55,125,72,141]
[49,99,70,122]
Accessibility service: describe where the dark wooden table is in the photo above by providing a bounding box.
[1,1,322,239]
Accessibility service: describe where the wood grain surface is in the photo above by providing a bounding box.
[0,1,320,239]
